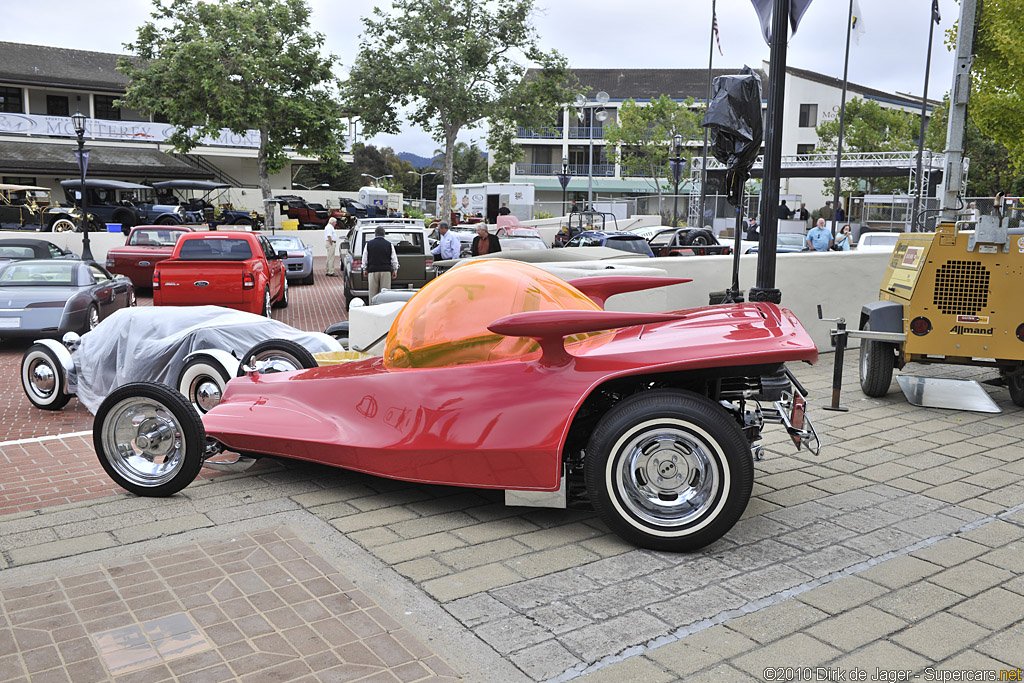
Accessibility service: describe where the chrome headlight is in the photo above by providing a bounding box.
[176,206,186,218]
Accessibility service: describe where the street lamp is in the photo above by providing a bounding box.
[575,91,609,208]
[670,134,685,227]
[556,155,571,216]
[409,171,437,211]
[293,182,329,190]
[70,110,93,262]
[360,173,393,186]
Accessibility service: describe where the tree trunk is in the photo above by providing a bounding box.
[440,127,459,223]
[258,127,276,230]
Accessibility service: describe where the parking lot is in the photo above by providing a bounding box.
[0,249,1022,681]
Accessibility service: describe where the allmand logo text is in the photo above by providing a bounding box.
[950,325,994,335]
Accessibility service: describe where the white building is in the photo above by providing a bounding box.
[510,65,937,218]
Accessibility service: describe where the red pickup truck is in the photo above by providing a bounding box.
[152,231,287,316]
[105,225,193,288]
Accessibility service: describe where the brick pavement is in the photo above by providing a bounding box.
[1,350,1023,680]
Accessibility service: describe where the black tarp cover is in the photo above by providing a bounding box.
[701,66,764,206]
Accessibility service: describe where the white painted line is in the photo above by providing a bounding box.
[0,430,92,448]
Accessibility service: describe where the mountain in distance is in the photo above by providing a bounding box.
[398,150,488,169]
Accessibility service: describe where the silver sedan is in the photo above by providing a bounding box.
[267,234,314,284]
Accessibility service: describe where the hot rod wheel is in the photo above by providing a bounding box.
[21,344,71,410]
[94,382,206,496]
[584,389,753,552]
[177,357,232,414]
[237,339,317,377]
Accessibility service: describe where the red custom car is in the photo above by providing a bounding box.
[105,225,193,288]
[92,260,819,552]
[152,231,287,316]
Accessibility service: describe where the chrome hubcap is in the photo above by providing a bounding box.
[88,308,99,330]
[191,378,223,413]
[615,427,719,528]
[251,351,302,374]
[101,398,186,486]
[29,360,56,396]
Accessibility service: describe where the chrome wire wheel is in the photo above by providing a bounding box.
[87,305,99,331]
[101,397,188,487]
[610,421,721,529]
[51,218,76,232]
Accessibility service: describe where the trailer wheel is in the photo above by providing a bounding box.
[584,388,753,552]
[1007,373,1024,407]
[859,322,896,397]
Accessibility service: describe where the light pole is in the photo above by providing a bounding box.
[670,134,685,227]
[409,171,437,211]
[360,173,393,186]
[575,91,609,208]
[556,155,571,216]
[293,182,329,191]
[70,110,93,262]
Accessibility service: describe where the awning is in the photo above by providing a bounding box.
[0,140,213,180]
[530,176,667,193]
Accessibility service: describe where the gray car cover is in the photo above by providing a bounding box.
[72,306,342,414]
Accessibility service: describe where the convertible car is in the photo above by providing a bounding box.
[0,259,134,340]
[91,260,820,552]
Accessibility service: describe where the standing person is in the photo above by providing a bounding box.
[798,202,810,221]
[497,202,511,216]
[745,217,760,241]
[471,225,501,256]
[570,200,580,213]
[806,218,834,252]
[324,216,338,276]
[835,201,846,222]
[834,224,853,251]
[361,226,399,302]
[994,191,1006,222]
[819,201,834,223]
[431,222,460,261]
[778,200,793,219]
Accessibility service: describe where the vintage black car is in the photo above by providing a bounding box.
[0,183,99,232]
[60,180,186,229]
[152,180,262,229]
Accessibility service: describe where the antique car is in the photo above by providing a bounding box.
[60,179,186,229]
[647,228,732,257]
[0,183,101,232]
[21,306,341,413]
[105,225,194,288]
[153,231,287,316]
[562,230,655,257]
[274,194,334,228]
[151,180,262,229]
[266,234,314,285]
[553,210,619,247]
[91,260,819,553]
[0,259,134,342]
[0,238,78,261]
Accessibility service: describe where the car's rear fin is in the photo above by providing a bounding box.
[566,276,692,309]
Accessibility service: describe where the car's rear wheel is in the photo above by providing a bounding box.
[272,277,289,308]
[21,344,71,410]
[232,217,253,226]
[94,382,206,497]
[156,216,178,225]
[50,218,76,233]
[112,211,137,229]
[585,389,753,552]
[236,339,317,377]
[177,357,232,414]
[859,322,895,397]
[302,271,315,286]
[261,287,271,317]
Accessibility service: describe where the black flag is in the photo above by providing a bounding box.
[932,0,941,23]
[749,0,816,44]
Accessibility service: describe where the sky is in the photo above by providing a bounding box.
[0,0,962,156]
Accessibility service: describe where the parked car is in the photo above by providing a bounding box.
[499,235,548,252]
[20,306,342,413]
[0,238,78,262]
[648,228,732,257]
[0,259,135,340]
[105,226,194,288]
[90,259,820,553]
[563,231,655,257]
[553,210,620,247]
[152,231,287,316]
[342,218,434,305]
[744,232,809,254]
[856,231,901,253]
[151,180,262,229]
[0,183,101,232]
[274,195,339,228]
[60,179,187,229]
[266,234,314,285]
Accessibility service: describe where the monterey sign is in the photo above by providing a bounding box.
[0,112,260,149]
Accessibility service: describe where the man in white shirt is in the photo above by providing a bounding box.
[361,226,399,302]
[324,217,338,276]
[431,222,460,261]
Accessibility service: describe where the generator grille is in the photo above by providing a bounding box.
[933,260,990,315]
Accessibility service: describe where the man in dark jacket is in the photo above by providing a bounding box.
[360,226,399,302]
[778,200,793,219]
[471,225,501,256]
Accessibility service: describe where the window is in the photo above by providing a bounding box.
[3,176,37,186]
[89,265,111,283]
[798,104,817,128]
[94,95,121,120]
[46,95,69,117]
[0,87,23,113]
[797,144,816,155]
[47,244,65,258]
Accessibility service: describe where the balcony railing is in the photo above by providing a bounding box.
[568,126,605,139]
[514,163,615,177]
[516,126,563,139]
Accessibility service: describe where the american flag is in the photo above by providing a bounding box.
[713,10,724,55]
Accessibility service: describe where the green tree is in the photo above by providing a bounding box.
[604,95,703,208]
[433,142,488,184]
[291,161,358,192]
[119,0,346,227]
[970,0,1024,172]
[350,144,417,195]
[815,98,918,195]
[344,0,576,219]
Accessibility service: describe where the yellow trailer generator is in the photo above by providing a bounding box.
[858,216,1024,405]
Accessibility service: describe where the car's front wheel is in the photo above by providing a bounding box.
[585,389,753,552]
[272,277,288,308]
[50,218,77,233]
[21,344,71,410]
[177,357,232,414]
[261,287,271,317]
[237,339,318,377]
[93,382,206,496]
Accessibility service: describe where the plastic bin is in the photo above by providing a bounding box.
[281,219,299,231]
[106,223,122,233]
